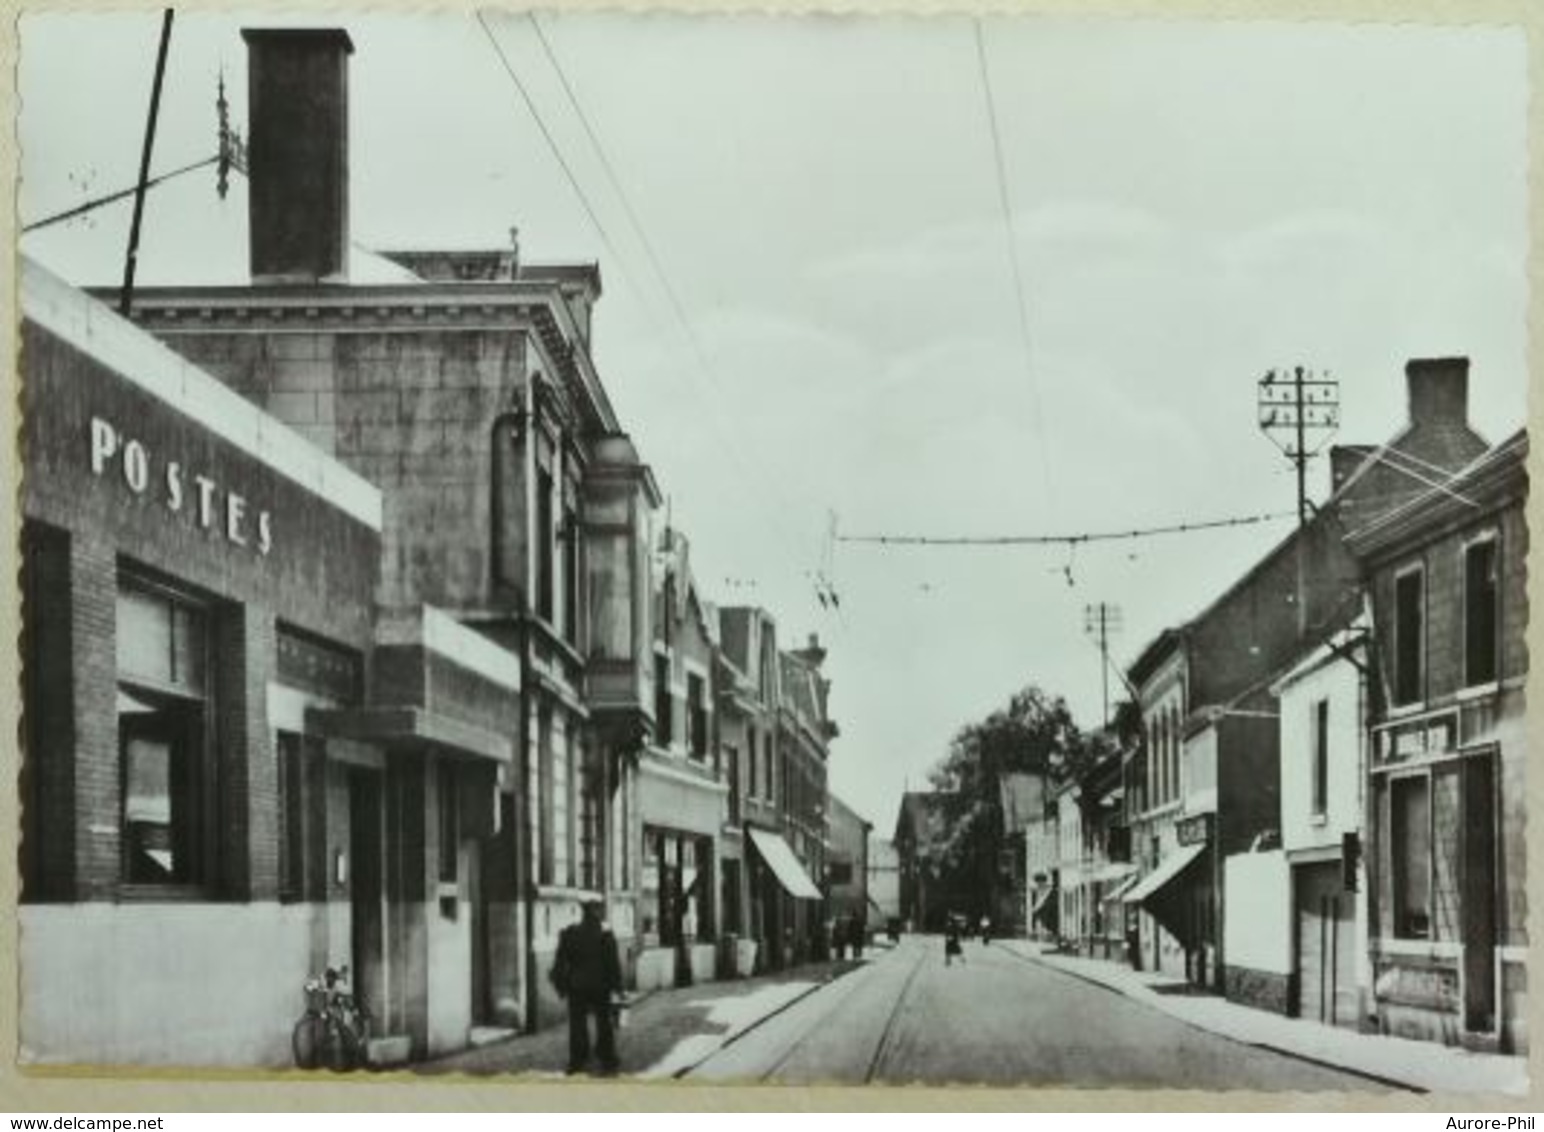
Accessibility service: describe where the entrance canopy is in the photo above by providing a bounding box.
[747,827,822,900]
[1122,842,1206,906]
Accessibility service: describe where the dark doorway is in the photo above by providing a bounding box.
[349,768,385,1030]
[1462,752,1497,1035]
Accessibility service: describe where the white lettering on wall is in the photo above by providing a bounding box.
[90,417,118,475]
[123,439,149,494]
[227,492,247,546]
[165,462,183,512]
[194,475,218,530]
[86,415,274,556]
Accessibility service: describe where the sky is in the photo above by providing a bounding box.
[18,10,1531,834]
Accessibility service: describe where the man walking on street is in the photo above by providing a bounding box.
[551,900,623,1075]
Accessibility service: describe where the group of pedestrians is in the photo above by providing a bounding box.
[943,912,992,966]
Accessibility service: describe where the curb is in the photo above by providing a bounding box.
[994,942,1425,1094]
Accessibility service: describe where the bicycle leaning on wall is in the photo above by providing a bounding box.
[292,964,371,1071]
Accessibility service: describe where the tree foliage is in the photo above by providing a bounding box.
[923,685,1083,882]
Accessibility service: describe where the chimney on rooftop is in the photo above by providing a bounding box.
[1406,357,1470,429]
[243,28,353,284]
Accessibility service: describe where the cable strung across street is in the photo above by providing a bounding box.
[836,509,1298,549]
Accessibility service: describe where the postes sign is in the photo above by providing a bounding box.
[89,416,273,555]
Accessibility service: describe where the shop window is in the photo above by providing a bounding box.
[1391,775,1431,939]
[688,673,708,760]
[747,728,758,801]
[1312,698,1330,817]
[116,578,210,889]
[828,860,853,886]
[654,653,673,747]
[1464,538,1499,688]
[1393,566,1425,706]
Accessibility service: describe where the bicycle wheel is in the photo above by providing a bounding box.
[320,1016,363,1072]
[291,1013,326,1070]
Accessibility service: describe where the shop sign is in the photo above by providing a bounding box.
[1379,714,1457,764]
[1176,813,1213,846]
[90,416,272,554]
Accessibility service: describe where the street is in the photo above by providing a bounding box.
[686,937,1391,1090]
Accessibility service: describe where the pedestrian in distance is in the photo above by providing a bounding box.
[979,914,992,946]
[944,913,964,966]
[550,900,623,1076]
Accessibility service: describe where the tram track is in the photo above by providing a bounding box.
[753,938,931,1083]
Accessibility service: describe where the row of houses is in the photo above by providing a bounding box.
[18,26,865,1070]
[1025,358,1528,1055]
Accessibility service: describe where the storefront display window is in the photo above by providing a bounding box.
[116,577,210,889]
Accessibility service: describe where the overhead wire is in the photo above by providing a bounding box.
[22,155,221,234]
[474,11,649,304]
[972,19,1053,500]
[838,509,1297,548]
[477,12,827,612]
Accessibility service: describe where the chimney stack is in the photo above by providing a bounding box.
[243,29,353,284]
[1405,357,1470,429]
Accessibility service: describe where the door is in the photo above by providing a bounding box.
[1462,752,1497,1034]
[349,768,385,1029]
[1295,861,1357,1027]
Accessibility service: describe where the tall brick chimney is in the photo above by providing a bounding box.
[243,29,353,284]
[1406,357,1470,428]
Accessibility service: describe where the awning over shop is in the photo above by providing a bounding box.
[1103,874,1139,904]
[1122,842,1206,905]
[747,827,822,900]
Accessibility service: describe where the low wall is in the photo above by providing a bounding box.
[21,903,325,1068]
[1224,966,1291,1015]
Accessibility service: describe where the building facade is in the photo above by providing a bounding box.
[57,27,666,1047]
[632,530,727,989]
[1122,358,1491,992]
[826,792,872,950]
[1348,431,1528,1053]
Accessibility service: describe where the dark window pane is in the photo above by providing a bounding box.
[278,732,305,902]
[1465,540,1499,687]
[1394,570,1425,706]
[1392,775,1431,939]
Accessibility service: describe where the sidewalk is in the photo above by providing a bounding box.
[417,956,868,1080]
[998,939,1528,1096]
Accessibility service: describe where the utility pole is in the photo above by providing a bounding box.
[1083,602,1123,729]
[1257,365,1340,528]
[120,10,175,318]
[1258,366,1339,637]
